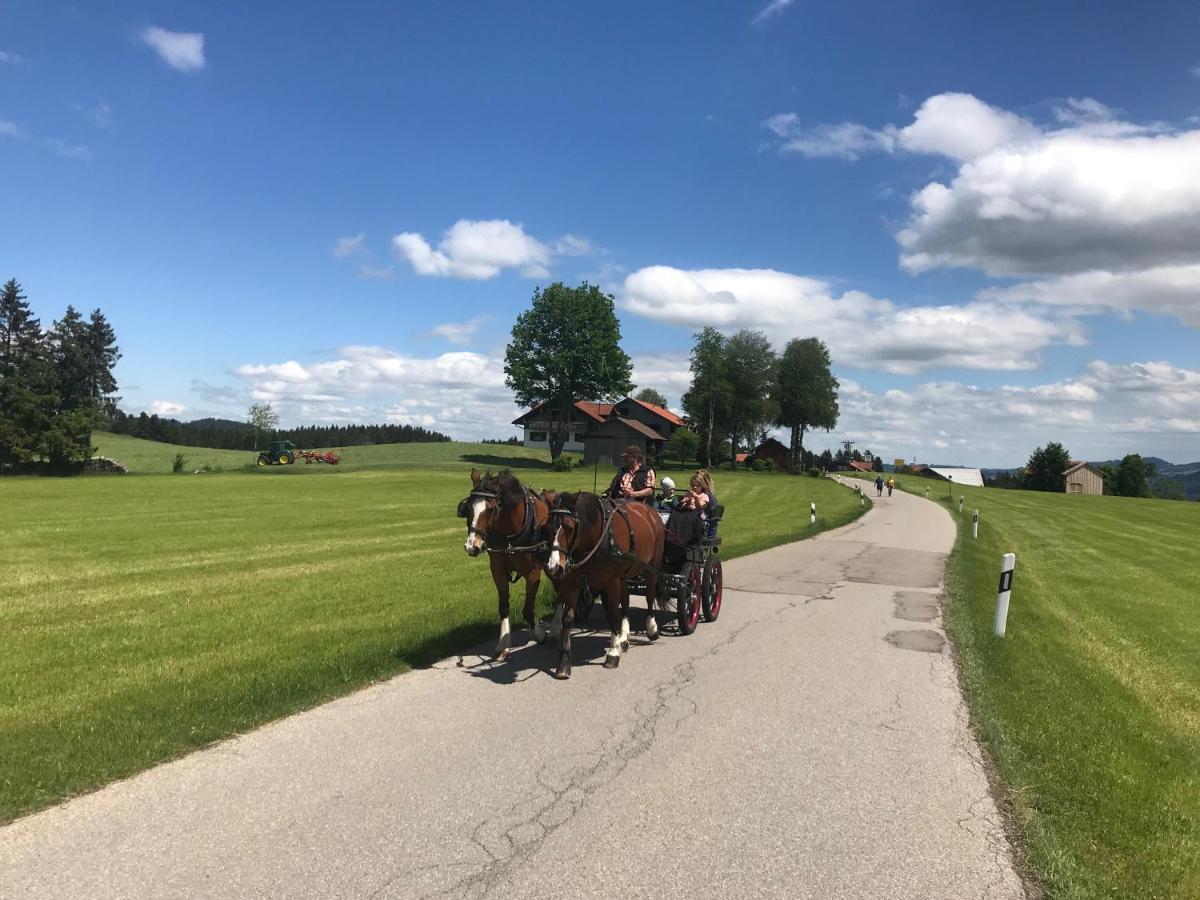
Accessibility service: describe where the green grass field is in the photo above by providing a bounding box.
[0,436,866,823]
[857,473,1200,899]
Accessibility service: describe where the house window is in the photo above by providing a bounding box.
[530,431,547,442]
[574,433,586,442]
[1068,482,1082,493]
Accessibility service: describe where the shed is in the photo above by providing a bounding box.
[749,437,790,470]
[848,460,874,472]
[1064,461,1105,495]
[583,417,665,467]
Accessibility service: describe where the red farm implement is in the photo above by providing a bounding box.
[297,449,341,465]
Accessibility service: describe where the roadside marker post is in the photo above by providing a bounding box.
[959,497,964,513]
[972,509,979,539]
[810,502,816,526]
[924,487,929,498]
[993,553,1016,636]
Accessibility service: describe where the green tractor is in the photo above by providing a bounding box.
[257,440,298,467]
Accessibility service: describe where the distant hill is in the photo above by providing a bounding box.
[184,417,252,432]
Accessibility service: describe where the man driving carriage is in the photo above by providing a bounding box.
[604,444,656,503]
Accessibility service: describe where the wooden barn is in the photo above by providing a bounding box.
[582,416,665,467]
[748,437,790,470]
[1065,461,1105,495]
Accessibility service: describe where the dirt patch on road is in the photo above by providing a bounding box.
[885,629,945,653]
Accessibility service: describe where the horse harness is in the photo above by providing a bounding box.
[551,497,639,573]
[458,485,550,574]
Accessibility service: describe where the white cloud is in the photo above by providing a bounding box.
[232,346,516,437]
[753,0,796,24]
[764,114,897,160]
[150,400,187,416]
[622,265,1082,374]
[765,92,1200,291]
[43,138,91,161]
[0,119,27,139]
[830,360,1200,467]
[553,234,594,256]
[980,264,1200,328]
[358,265,395,280]
[393,219,552,280]
[430,316,488,346]
[332,233,366,258]
[0,50,25,65]
[71,101,113,129]
[142,27,206,73]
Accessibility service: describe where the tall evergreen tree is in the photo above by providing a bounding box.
[1022,442,1071,492]
[85,308,121,416]
[0,280,53,466]
[46,306,97,466]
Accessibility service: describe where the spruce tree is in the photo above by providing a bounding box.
[0,280,53,466]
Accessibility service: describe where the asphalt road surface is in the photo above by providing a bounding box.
[0,479,1024,899]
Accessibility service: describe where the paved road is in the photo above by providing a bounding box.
[0,480,1023,899]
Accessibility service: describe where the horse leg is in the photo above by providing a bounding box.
[602,578,623,669]
[490,556,512,661]
[535,598,564,644]
[522,563,540,633]
[555,596,576,680]
[619,584,631,653]
[645,574,660,642]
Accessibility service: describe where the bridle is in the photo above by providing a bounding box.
[459,484,549,556]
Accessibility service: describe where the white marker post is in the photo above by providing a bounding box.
[924,486,929,498]
[972,509,979,539]
[860,494,865,506]
[958,497,964,513]
[810,502,816,526]
[993,553,1016,636]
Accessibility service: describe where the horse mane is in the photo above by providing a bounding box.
[495,470,524,509]
[575,491,602,530]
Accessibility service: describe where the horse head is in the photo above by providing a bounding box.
[460,470,499,557]
[546,491,580,578]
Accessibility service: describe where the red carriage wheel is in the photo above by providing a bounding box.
[677,562,701,635]
[702,555,723,622]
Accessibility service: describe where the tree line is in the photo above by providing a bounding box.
[105,409,451,451]
[991,441,1189,500]
[503,283,840,471]
[0,279,120,471]
[681,327,839,471]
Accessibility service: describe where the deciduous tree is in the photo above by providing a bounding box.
[634,387,668,408]
[504,282,633,460]
[247,402,280,452]
[722,330,778,470]
[681,327,731,469]
[1113,453,1156,498]
[772,337,839,473]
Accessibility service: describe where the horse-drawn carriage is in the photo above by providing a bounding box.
[624,503,724,635]
[459,468,726,678]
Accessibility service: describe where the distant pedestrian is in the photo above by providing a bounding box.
[875,475,884,497]
[886,476,894,497]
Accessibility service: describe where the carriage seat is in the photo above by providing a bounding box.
[702,504,724,546]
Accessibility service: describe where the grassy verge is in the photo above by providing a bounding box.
[855,473,1200,899]
[1,446,864,822]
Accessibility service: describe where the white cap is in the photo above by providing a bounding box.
[661,477,675,490]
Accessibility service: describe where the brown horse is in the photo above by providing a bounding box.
[459,468,553,660]
[545,492,665,679]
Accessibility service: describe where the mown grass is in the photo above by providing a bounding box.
[1,438,864,822]
[855,473,1200,899]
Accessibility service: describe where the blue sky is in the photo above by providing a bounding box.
[4,0,1200,466]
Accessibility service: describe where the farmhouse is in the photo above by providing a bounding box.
[1065,460,1105,495]
[512,396,686,465]
[848,460,874,473]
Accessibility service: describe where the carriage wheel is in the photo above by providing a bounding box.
[677,563,701,635]
[575,583,596,626]
[702,555,723,622]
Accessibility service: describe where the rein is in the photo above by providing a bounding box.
[553,496,635,572]
[486,486,548,556]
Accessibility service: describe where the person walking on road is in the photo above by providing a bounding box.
[875,474,884,497]
[886,476,894,497]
